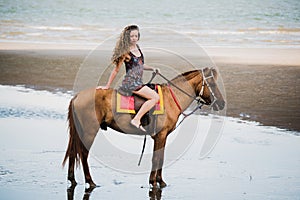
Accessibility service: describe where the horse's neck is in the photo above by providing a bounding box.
[170,75,199,111]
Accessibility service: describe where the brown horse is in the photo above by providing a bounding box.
[62,67,225,188]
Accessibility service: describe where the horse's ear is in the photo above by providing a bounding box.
[211,68,218,80]
[202,67,209,76]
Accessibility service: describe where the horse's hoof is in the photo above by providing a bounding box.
[85,184,98,194]
[159,181,167,188]
[87,181,97,189]
[150,182,158,189]
[67,184,77,192]
[68,179,77,187]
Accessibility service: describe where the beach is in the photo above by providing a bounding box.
[1,43,300,199]
[1,0,300,199]
[1,43,299,132]
[1,43,300,200]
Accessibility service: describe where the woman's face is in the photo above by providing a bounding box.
[129,29,139,45]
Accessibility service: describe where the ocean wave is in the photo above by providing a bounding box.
[27,25,83,31]
[1,19,300,47]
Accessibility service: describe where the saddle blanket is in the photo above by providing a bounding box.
[116,85,164,115]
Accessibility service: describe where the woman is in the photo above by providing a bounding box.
[97,25,160,132]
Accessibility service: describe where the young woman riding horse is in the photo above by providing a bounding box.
[63,25,225,189]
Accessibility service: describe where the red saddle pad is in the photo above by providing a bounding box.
[116,85,164,115]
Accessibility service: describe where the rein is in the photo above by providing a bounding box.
[138,70,215,166]
[157,72,197,99]
[149,70,212,129]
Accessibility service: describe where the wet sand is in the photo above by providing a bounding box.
[0,116,299,199]
[1,43,299,131]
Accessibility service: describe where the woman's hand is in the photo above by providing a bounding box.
[96,85,109,90]
[153,68,160,74]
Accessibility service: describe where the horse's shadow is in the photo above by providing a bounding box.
[67,184,163,200]
[149,187,162,200]
[67,185,96,200]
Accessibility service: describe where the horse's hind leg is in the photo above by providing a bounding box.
[81,147,96,188]
[68,154,77,186]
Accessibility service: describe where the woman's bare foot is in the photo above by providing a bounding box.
[130,119,146,132]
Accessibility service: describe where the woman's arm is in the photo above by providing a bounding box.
[143,64,154,71]
[97,57,124,90]
[144,64,160,73]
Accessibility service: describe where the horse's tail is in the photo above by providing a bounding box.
[62,96,84,168]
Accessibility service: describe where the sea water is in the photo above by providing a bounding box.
[0,0,299,47]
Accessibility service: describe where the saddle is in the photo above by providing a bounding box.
[116,84,164,127]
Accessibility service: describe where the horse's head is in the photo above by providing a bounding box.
[197,67,225,111]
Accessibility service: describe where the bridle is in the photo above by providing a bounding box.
[197,68,218,108]
[150,69,218,110]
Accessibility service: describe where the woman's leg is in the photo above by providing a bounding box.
[131,86,160,130]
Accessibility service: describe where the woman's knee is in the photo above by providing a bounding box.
[153,93,160,103]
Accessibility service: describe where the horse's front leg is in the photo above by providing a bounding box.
[149,132,167,188]
[156,168,167,188]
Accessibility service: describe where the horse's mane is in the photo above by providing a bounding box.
[171,69,201,82]
[171,68,217,83]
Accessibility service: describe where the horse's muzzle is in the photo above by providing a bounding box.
[212,99,225,111]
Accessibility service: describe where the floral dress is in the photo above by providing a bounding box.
[118,47,144,96]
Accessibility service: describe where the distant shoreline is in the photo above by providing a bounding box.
[1,41,300,66]
[1,42,300,132]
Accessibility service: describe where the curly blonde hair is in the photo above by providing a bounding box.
[111,25,140,65]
